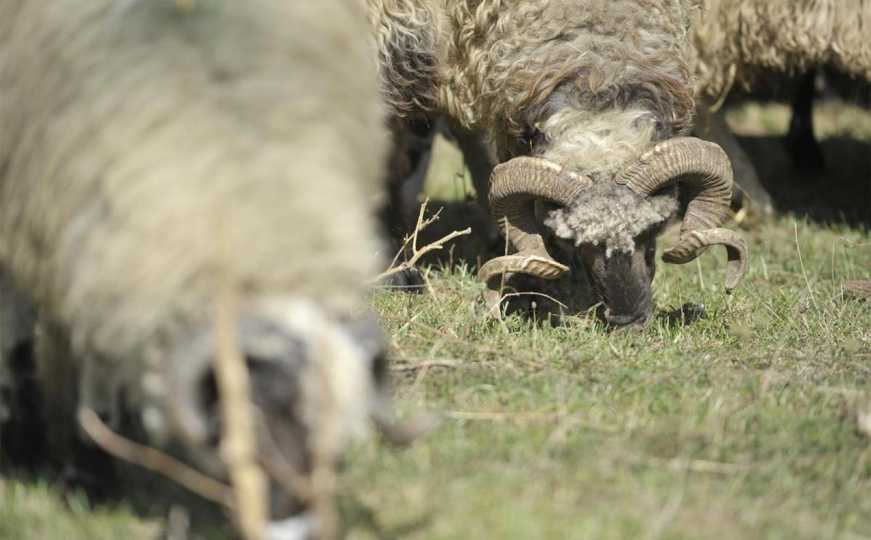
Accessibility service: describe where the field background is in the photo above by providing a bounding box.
[1,100,869,539]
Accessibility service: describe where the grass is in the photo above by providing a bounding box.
[1,101,869,539]
[0,480,158,539]
[346,215,870,539]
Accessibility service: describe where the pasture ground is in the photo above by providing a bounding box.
[1,100,869,539]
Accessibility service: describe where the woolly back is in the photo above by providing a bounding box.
[369,0,698,140]
[368,0,443,117]
[0,0,387,360]
[692,0,871,99]
[436,0,698,146]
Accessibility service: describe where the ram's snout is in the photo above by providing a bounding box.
[579,242,655,327]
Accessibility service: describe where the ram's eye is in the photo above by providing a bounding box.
[520,126,541,149]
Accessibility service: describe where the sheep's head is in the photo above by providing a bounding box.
[479,118,748,326]
[153,298,398,528]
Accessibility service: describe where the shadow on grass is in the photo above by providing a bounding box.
[738,134,871,228]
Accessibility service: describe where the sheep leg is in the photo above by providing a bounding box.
[383,117,437,234]
[0,272,41,467]
[786,70,825,172]
[695,105,774,214]
[378,118,438,291]
[0,272,35,421]
[448,121,505,250]
[34,318,116,493]
[449,122,495,212]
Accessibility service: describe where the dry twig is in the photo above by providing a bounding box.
[214,278,268,540]
[391,359,463,372]
[309,351,341,540]
[78,408,233,507]
[255,411,315,504]
[844,280,871,301]
[373,198,471,283]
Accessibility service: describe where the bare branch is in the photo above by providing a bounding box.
[391,359,462,372]
[214,276,268,540]
[78,408,233,508]
[310,357,341,540]
[374,199,471,284]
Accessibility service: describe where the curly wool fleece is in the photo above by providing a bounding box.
[544,181,678,256]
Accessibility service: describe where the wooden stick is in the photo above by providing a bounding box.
[374,199,471,283]
[214,282,268,540]
[78,408,233,508]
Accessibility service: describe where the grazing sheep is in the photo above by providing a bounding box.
[369,0,747,325]
[0,0,396,528]
[690,0,871,207]
[691,0,871,100]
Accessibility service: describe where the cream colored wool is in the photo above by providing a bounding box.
[692,0,871,99]
[0,0,387,443]
[544,183,679,255]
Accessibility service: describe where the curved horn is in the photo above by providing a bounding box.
[616,137,748,291]
[477,157,591,309]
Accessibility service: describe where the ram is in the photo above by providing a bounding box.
[369,0,748,325]
[0,0,394,530]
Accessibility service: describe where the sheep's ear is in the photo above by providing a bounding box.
[341,314,390,399]
[342,315,435,447]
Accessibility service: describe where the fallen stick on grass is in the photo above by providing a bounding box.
[374,198,471,284]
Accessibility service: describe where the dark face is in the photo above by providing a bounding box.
[191,323,313,519]
[166,313,391,523]
[576,230,658,327]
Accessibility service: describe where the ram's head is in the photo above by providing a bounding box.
[479,131,748,327]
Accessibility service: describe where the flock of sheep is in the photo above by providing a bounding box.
[0,0,867,538]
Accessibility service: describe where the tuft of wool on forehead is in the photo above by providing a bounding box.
[543,181,678,256]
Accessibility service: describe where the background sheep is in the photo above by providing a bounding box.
[0,0,394,531]
[692,0,871,100]
[369,0,747,325]
[690,0,871,210]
